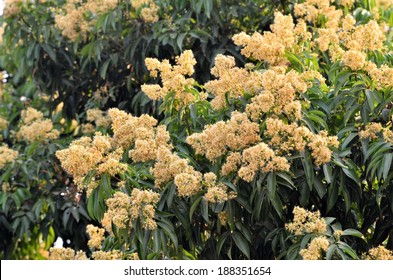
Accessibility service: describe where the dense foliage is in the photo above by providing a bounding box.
[1,0,393,260]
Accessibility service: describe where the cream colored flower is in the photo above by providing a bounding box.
[0,145,19,169]
[300,236,330,260]
[16,108,59,143]
[86,225,105,250]
[285,207,327,235]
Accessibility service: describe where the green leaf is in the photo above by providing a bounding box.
[63,209,71,228]
[365,89,380,113]
[44,227,56,250]
[217,231,230,257]
[267,172,276,197]
[235,222,252,243]
[232,231,250,259]
[300,234,314,249]
[342,229,364,239]
[176,33,186,51]
[201,198,209,222]
[337,125,358,139]
[286,243,301,260]
[81,41,93,56]
[235,196,252,213]
[301,151,314,191]
[189,196,203,221]
[342,164,360,184]
[12,189,29,210]
[203,0,213,18]
[195,0,204,14]
[70,206,80,222]
[340,185,351,214]
[326,244,337,260]
[364,140,391,161]
[337,241,359,259]
[252,186,264,221]
[314,176,326,199]
[153,229,161,252]
[285,51,304,71]
[33,199,43,219]
[299,182,310,206]
[323,164,332,183]
[87,189,97,220]
[332,158,348,169]
[270,194,283,219]
[277,172,295,189]
[100,59,111,79]
[147,252,160,260]
[327,183,339,213]
[382,153,393,180]
[78,203,90,220]
[166,182,176,208]
[336,248,348,260]
[26,142,39,157]
[157,220,178,249]
[324,217,336,225]
[41,43,57,62]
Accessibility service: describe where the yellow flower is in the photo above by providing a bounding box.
[142,50,204,110]
[0,145,19,169]
[359,123,383,140]
[285,207,327,235]
[342,50,366,71]
[187,111,260,162]
[174,172,203,197]
[16,108,59,143]
[233,12,296,65]
[239,143,290,182]
[92,250,123,260]
[86,109,111,128]
[204,184,229,203]
[56,132,127,192]
[86,225,105,250]
[0,117,8,130]
[204,54,263,109]
[300,236,330,260]
[49,248,88,260]
[363,246,393,260]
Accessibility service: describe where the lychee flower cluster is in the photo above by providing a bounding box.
[108,108,172,162]
[204,54,263,109]
[151,147,202,197]
[131,0,159,23]
[92,250,123,260]
[102,189,159,232]
[86,109,112,129]
[142,50,207,110]
[294,0,343,30]
[363,245,393,260]
[265,118,339,166]
[245,67,310,122]
[48,248,88,260]
[238,143,290,182]
[358,122,383,140]
[233,12,311,66]
[86,224,105,250]
[186,111,260,162]
[55,132,127,195]
[299,236,330,260]
[202,172,236,203]
[16,107,60,143]
[285,207,327,235]
[0,116,8,130]
[55,0,118,41]
[0,145,19,169]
